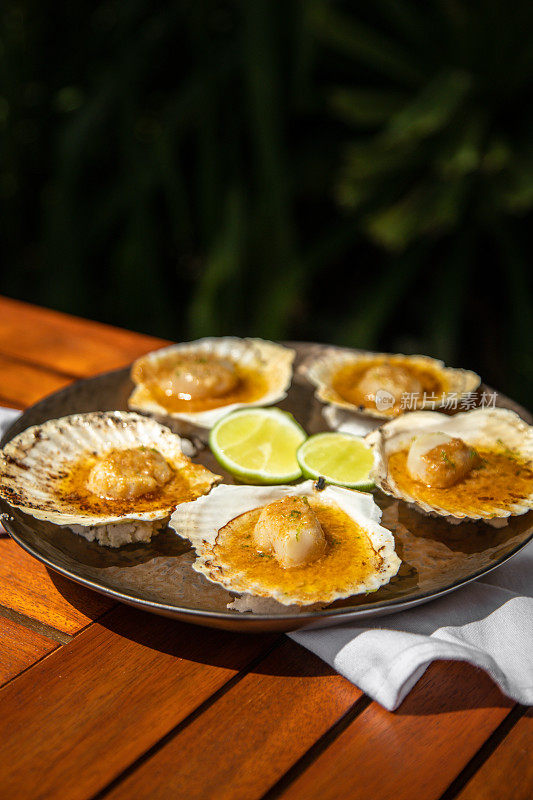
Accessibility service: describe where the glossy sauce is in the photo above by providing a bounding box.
[134,355,268,413]
[389,447,533,515]
[214,500,383,604]
[332,357,444,415]
[58,451,212,516]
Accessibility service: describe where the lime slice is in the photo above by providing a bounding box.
[209,407,307,484]
[296,432,375,490]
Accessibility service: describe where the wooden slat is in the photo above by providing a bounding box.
[0,399,22,410]
[275,661,514,800]
[455,708,533,800]
[0,605,276,800]
[0,295,167,377]
[0,539,113,635]
[0,353,73,408]
[0,615,58,686]
[103,639,362,800]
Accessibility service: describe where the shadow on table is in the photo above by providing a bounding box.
[47,566,331,675]
[47,570,518,711]
[392,659,516,715]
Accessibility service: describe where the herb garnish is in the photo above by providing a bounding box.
[441,450,456,468]
[497,438,518,460]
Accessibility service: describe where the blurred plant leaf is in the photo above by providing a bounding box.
[188,187,244,338]
[364,180,465,251]
[308,0,424,86]
[329,87,406,128]
[382,69,471,146]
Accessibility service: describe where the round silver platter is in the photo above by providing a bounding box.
[1,343,532,632]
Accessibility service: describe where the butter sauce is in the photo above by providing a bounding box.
[136,355,268,413]
[332,357,445,415]
[388,447,533,515]
[58,448,209,516]
[213,499,383,604]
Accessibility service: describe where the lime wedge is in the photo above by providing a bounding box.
[296,432,375,490]
[209,408,307,484]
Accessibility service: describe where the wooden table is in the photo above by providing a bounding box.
[0,295,530,800]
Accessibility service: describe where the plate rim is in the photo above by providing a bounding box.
[1,358,532,629]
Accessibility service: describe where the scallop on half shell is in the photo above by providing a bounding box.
[128,337,295,434]
[0,411,221,547]
[366,408,533,522]
[301,348,480,420]
[169,481,401,607]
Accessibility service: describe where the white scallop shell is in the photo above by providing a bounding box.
[366,408,533,521]
[301,347,480,420]
[128,337,295,433]
[0,411,221,527]
[169,481,401,606]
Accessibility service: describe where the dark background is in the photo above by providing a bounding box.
[1,0,532,405]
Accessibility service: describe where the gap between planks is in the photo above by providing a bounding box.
[260,693,373,800]
[438,703,529,800]
[0,603,72,644]
[90,635,351,800]
[90,645,370,800]
[91,636,285,799]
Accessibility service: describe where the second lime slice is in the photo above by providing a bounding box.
[296,432,375,490]
[209,407,307,484]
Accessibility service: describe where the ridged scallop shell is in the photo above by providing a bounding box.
[301,348,480,420]
[169,481,401,606]
[366,408,533,521]
[128,337,295,433]
[0,411,220,527]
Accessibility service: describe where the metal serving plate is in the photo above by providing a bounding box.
[1,343,532,632]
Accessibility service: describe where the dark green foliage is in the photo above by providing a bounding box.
[1,1,532,404]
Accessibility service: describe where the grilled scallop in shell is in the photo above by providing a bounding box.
[169,481,401,608]
[366,408,533,523]
[0,411,221,546]
[301,348,480,420]
[128,337,295,435]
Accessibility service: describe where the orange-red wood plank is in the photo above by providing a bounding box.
[276,661,514,800]
[0,538,113,635]
[456,708,533,800]
[0,353,73,409]
[0,605,276,800]
[104,639,362,800]
[0,615,58,686]
[0,295,167,377]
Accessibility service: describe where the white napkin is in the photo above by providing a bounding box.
[0,407,23,436]
[2,408,531,711]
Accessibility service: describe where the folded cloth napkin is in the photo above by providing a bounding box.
[290,551,533,710]
[2,408,531,711]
